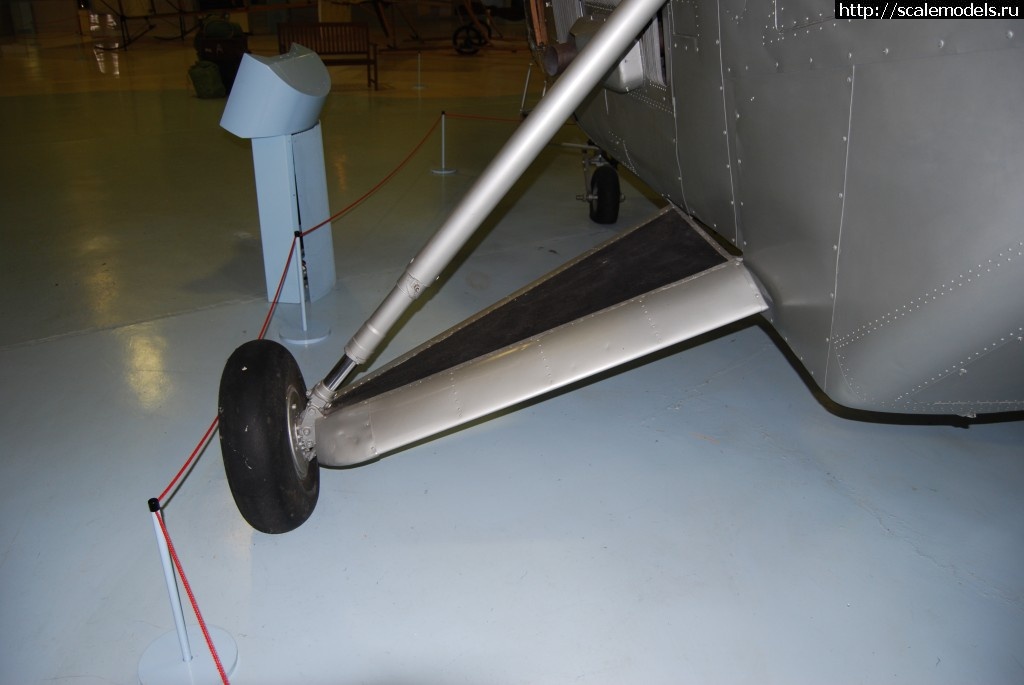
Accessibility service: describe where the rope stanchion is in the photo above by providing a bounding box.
[430,111,527,176]
[432,111,456,176]
[139,500,237,685]
[413,52,426,90]
[155,511,231,685]
[149,500,193,665]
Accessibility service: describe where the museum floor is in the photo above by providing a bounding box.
[1,25,1023,685]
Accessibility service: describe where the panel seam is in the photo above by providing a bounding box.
[824,64,855,390]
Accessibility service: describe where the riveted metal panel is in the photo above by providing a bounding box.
[671,0,699,36]
[669,0,737,238]
[730,67,852,382]
[774,0,834,32]
[575,86,681,200]
[608,87,677,189]
[826,48,1024,413]
[904,334,1024,415]
[762,17,1023,75]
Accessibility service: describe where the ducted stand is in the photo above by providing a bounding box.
[221,45,337,309]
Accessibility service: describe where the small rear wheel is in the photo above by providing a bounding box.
[588,164,620,224]
[218,340,319,534]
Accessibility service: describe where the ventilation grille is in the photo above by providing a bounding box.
[640,13,666,86]
[553,0,584,42]
[560,0,665,87]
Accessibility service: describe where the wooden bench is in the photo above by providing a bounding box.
[277,22,379,90]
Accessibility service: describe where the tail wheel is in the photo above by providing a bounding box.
[588,164,620,224]
[218,340,319,534]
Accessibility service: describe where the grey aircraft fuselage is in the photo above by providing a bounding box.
[527,1,1023,417]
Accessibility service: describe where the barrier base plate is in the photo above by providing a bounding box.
[139,625,238,685]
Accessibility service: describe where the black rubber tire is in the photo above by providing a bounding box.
[588,164,620,224]
[452,24,487,55]
[218,340,319,534]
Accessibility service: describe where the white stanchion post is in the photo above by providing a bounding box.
[431,111,456,175]
[413,52,426,90]
[139,499,238,685]
[150,501,192,664]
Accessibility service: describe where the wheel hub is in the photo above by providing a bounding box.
[286,385,312,478]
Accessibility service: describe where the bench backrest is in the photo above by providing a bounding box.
[277,22,371,55]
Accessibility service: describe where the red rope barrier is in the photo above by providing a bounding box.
[300,114,443,238]
[156,511,231,685]
[158,416,220,504]
[445,112,523,124]
[148,109,518,683]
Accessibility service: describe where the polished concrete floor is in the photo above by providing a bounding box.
[2,25,1023,685]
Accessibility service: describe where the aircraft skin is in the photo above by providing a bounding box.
[527,1,1024,417]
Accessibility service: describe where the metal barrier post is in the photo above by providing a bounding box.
[431,111,456,175]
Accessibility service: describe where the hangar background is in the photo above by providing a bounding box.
[1,11,1023,684]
